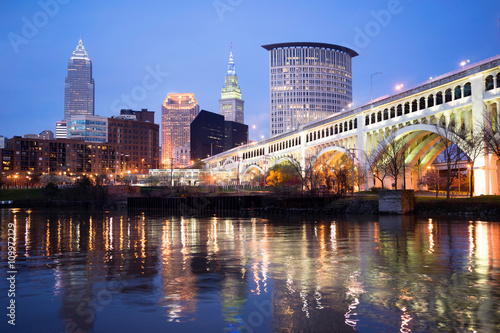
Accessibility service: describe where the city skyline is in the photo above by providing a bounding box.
[1,1,499,141]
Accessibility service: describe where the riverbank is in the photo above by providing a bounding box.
[1,187,500,217]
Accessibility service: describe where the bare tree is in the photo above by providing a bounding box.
[368,151,390,189]
[370,132,408,190]
[434,119,462,199]
[481,113,500,168]
[455,128,484,197]
[287,155,320,195]
[331,155,351,196]
[353,162,367,192]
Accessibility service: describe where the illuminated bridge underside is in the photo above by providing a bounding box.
[205,56,500,195]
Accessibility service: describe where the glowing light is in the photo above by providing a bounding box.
[468,221,475,272]
[395,84,404,91]
[400,306,413,332]
[428,219,434,253]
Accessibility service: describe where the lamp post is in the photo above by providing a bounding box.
[467,164,473,197]
[428,165,438,198]
[346,148,357,196]
[263,155,269,188]
[236,155,241,193]
[402,149,406,190]
[458,163,461,195]
[170,159,174,188]
[370,72,382,108]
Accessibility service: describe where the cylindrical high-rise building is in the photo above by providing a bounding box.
[262,42,358,136]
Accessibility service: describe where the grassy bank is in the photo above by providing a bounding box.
[414,195,500,216]
[0,188,44,201]
[2,187,500,217]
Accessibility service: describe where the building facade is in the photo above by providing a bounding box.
[262,42,358,136]
[224,121,248,151]
[64,39,95,121]
[173,144,190,167]
[190,110,225,161]
[56,121,68,139]
[218,52,244,123]
[23,130,54,140]
[67,115,108,143]
[118,109,155,123]
[108,115,160,172]
[190,110,248,161]
[161,93,199,167]
[0,137,119,177]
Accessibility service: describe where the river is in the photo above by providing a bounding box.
[0,209,499,332]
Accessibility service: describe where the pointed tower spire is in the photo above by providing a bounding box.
[219,45,244,123]
[71,39,89,60]
[227,51,236,76]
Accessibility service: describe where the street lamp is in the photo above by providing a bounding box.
[428,165,438,198]
[370,72,382,108]
[460,59,470,69]
[263,155,269,188]
[236,156,241,193]
[346,148,357,196]
[467,164,473,197]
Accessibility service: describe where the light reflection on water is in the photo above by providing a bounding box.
[0,209,499,333]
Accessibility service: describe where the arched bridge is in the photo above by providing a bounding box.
[204,55,500,195]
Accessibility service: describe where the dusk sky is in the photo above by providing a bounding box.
[1,0,499,141]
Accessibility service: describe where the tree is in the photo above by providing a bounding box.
[43,182,59,198]
[95,173,107,186]
[368,151,390,189]
[434,119,462,199]
[330,155,351,196]
[455,128,484,197]
[371,132,408,190]
[481,110,500,161]
[265,161,301,194]
[77,175,93,188]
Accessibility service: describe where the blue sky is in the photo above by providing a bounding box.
[1,0,499,141]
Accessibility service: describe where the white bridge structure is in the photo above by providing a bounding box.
[204,55,500,195]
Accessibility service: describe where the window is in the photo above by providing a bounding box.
[445,89,452,103]
[464,82,472,97]
[485,75,494,91]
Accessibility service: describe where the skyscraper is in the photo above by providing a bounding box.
[262,42,358,136]
[64,39,95,121]
[161,93,199,167]
[218,52,244,124]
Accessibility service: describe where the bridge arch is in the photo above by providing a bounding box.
[313,145,359,169]
[221,159,236,170]
[241,164,265,177]
[367,124,471,168]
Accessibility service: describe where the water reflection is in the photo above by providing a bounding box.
[0,210,499,332]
